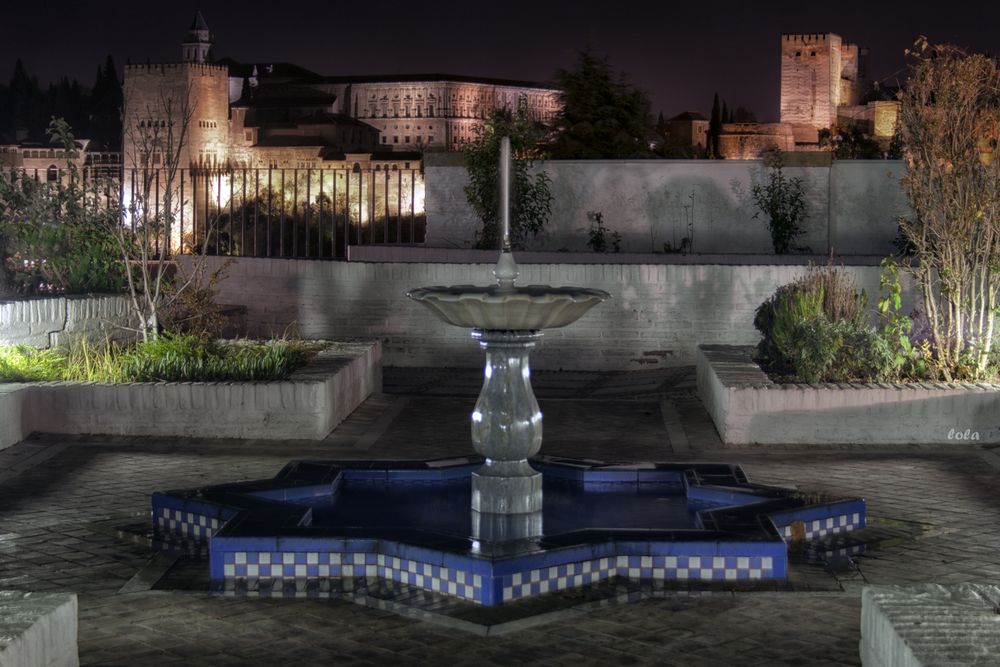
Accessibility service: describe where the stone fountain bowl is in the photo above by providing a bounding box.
[407,285,610,330]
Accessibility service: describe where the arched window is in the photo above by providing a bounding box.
[46,165,59,182]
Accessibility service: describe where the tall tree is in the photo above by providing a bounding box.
[721,100,729,126]
[90,56,123,147]
[897,38,1000,378]
[708,93,721,159]
[547,49,654,159]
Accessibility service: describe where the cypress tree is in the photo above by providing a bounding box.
[709,93,721,159]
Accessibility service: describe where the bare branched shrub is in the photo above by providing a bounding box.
[898,38,1000,378]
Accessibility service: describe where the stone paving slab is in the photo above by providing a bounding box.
[1,367,999,665]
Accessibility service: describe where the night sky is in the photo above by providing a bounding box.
[4,0,998,122]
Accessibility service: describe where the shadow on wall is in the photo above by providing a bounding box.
[427,160,904,257]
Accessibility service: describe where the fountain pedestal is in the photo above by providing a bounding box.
[470,329,544,542]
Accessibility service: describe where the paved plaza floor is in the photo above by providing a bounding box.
[2,366,1000,665]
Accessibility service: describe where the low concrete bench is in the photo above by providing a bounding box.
[862,584,1000,666]
[0,591,78,667]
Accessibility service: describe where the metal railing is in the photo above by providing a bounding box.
[2,166,427,260]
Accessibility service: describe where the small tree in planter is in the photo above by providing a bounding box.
[119,86,229,341]
[897,38,1000,379]
[751,149,808,254]
[463,105,552,250]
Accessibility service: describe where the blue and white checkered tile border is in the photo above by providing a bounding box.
[501,554,775,602]
[777,513,861,541]
[156,507,221,542]
[221,551,483,603]
[377,554,481,602]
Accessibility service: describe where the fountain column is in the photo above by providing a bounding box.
[469,329,544,543]
[407,134,609,547]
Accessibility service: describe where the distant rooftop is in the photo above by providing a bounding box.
[668,111,707,122]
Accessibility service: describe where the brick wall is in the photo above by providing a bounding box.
[0,295,133,348]
[195,256,906,371]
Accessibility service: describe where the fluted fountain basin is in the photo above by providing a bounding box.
[406,285,610,330]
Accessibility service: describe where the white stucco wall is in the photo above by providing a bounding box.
[424,159,908,257]
[192,256,909,372]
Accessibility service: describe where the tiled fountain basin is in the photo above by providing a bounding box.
[152,457,865,606]
[0,340,380,448]
[697,344,1000,445]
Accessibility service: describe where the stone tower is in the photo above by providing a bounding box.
[780,33,870,133]
[780,33,842,131]
[182,11,213,64]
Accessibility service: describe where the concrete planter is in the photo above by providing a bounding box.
[697,344,1000,445]
[0,591,78,667]
[861,584,1000,667]
[0,340,381,450]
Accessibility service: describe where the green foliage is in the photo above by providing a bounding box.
[755,266,893,383]
[0,118,125,295]
[754,276,825,369]
[819,126,886,159]
[0,345,65,382]
[586,211,621,253]
[877,258,931,380]
[0,336,314,384]
[547,49,654,159]
[462,106,552,249]
[118,335,309,382]
[750,150,808,254]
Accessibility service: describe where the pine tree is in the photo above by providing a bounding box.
[547,49,654,159]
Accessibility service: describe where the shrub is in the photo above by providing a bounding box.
[751,149,808,254]
[0,119,126,295]
[753,274,824,370]
[755,265,893,383]
[586,212,622,253]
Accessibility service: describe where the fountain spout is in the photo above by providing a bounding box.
[494,136,518,291]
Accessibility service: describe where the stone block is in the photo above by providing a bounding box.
[0,591,78,667]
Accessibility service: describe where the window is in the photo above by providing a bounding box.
[427,136,434,143]
[393,136,399,144]
[245,130,253,142]
[405,136,410,143]
[810,51,816,56]
[382,136,387,143]
[46,165,58,182]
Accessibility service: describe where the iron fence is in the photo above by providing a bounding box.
[2,165,427,260]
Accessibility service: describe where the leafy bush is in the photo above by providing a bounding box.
[755,265,893,383]
[586,212,622,253]
[463,106,551,250]
[751,149,808,254]
[753,274,824,370]
[0,119,126,295]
